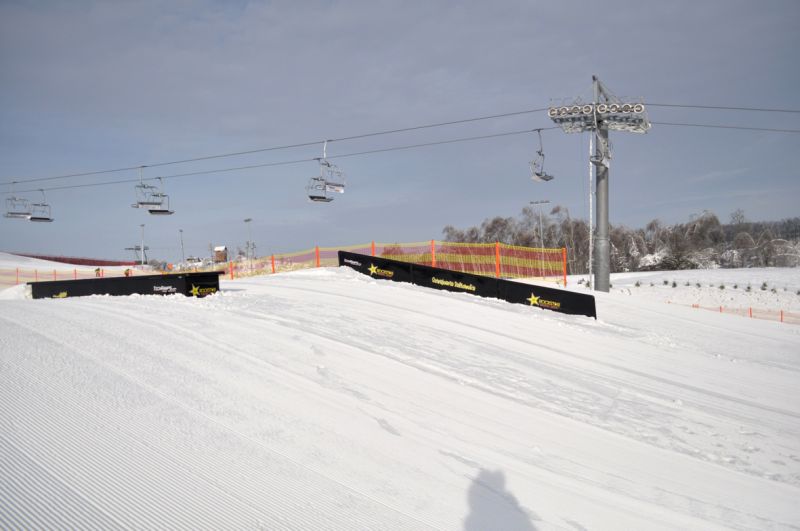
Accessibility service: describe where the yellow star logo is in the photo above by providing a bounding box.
[190,284,200,296]
[527,294,540,306]
[368,263,378,276]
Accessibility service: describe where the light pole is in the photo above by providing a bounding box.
[179,229,185,263]
[244,218,252,261]
[548,76,650,291]
[140,224,145,266]
[530,200,550,276]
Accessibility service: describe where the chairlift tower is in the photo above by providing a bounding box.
[548,75,650,292]
[124,245,149,264]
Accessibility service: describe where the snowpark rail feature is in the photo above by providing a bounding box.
[29,271,223,299]
[339,251,597,319]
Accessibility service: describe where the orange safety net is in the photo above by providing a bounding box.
[3,240,567,287]
[246,241,566,283]
[0,266,161,288]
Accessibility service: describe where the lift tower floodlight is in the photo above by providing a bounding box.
[548,76,650,292]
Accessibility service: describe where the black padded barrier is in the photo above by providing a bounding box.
[339,251,596,319]
[29,271,223,300]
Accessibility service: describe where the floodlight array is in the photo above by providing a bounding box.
[548,101,650,134]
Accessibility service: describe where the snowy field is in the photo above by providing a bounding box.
[1,253,799,530]
[604,268,800,314]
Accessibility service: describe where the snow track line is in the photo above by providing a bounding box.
[0,431,126,531]
[0,306,440,531]
[220,280,800,443]
[7,322,424,527]
[253,281,800,487]
[203,294,798,528]
[264,282,800,423]
[67,299,445,530]
[0,356,267,529]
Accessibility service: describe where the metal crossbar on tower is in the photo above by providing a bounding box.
[548,76,651,292]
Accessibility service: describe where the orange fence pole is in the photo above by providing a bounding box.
[315,246,320,267]
[271,255,276,274]
[749,307,752,318]
[562,248,567,286]
[495,242,500,278]
[431,240,436,267]
[371,241,376,257]
[781,310,784,323]
[229,261,234,280]
[74,269,77,280]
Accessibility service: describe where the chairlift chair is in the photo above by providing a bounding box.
[28,190,54,222]
[307,176,334,202]
[307,140,346,203]
[132,182,164,209]
[530,130,555,182]
[131,167,166,209]
[4,195,32,219]
[147,192,174,215]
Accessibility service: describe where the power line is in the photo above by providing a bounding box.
[651,121,800,133]
[7,128,545,194]
[648,103,800,114]
[1,107,548,187]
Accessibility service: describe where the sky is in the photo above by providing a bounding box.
[1,0,799,262]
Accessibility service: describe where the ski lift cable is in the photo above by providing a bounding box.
[4,100,800,188]
[3,103,799,187]
[1,108,549,186]
[7,128,551,195]
[648,103,800,114]
[324,128,554,162]
[651,121,800,133]
[7,118,797,197]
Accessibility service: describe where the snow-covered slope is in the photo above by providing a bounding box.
[1,266,799,529]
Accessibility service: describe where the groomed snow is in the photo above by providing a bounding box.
[1,261,799,529]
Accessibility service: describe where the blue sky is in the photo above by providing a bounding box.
[1,0,798,261]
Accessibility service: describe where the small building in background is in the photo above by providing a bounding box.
[213,246,228,263]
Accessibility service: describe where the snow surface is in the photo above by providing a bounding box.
[1,255,800,530]
[604,268,800,314]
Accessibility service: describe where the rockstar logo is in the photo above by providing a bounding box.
[527,294,540,306]
[368,263,378,276]
[190,284,200,296]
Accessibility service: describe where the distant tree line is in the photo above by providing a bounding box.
[442,207,800,274]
